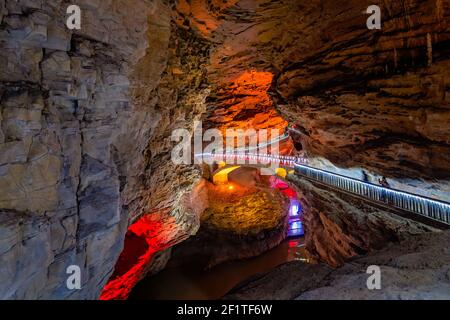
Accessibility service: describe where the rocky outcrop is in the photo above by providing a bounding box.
[170,173,290,268]
[225,229,450,300]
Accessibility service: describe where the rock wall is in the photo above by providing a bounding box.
[0,0,159,299]
[0,0,210,300]
[271,0,450,183]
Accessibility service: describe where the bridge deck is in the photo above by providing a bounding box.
[199,152,450,227]
[291,175,449,230]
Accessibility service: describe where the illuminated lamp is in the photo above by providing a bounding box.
[275,167,287,178]
[290,204,299,217]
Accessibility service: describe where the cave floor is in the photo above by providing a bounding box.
[128,237,307,300]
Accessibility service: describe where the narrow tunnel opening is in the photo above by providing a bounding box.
[100,216,168,300]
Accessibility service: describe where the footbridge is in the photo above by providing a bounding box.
[197,152,450,227]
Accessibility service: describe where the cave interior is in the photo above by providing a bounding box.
[0,0,449,301]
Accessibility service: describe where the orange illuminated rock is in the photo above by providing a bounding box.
[175,0,240,36]
[206,70,287,138]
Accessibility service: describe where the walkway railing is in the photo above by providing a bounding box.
[294,163,450,225]
[200,152,308,168]
[199,152,450,225]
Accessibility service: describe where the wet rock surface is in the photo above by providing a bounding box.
[170,174,290,268]
[225,229,450,300]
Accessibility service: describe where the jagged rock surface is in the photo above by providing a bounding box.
[0,0,208,299]
[225,230,450,300]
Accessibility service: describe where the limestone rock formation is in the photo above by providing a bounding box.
[225,229,450,300]
[0,0,207,299]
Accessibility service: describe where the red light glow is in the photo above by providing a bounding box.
[270,177,298,199]
[100,214,175,300]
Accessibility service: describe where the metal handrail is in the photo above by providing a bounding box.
[294,163,450,225]
[200,152,308,168]
[198,152,450,225]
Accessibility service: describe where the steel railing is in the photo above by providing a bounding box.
[294,163,450,225]
[199,152,308,168]
[198,152,450,225]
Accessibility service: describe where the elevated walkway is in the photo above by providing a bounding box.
[199,152,450,227]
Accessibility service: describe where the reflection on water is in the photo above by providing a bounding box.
[129,237,307,300]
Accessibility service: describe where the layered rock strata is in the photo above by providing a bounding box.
[0,0,208,299]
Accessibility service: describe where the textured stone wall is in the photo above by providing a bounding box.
[224,229,450,300]
[0,0,163,299]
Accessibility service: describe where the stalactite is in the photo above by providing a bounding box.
[427,33,433,66]
[393,47,398,70]
[436,0,444,22]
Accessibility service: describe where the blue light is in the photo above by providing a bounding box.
[290,221,301,230]
[290,204,299,217]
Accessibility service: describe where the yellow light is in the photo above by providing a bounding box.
[218,161,226,168]
[213,166,241,185]
[275,168,287,178]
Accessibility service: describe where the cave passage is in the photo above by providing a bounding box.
[127,165,307,300]
[128,238,307,300]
